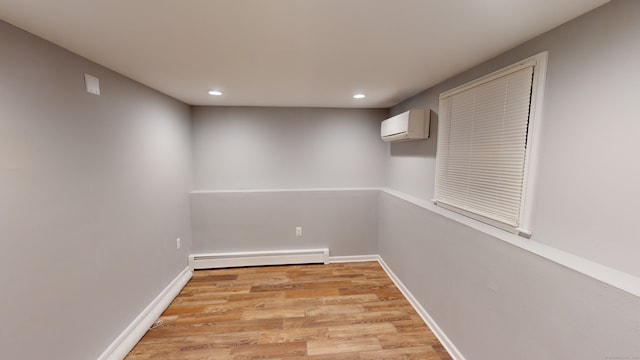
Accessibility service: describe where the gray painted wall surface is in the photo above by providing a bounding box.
[379,193,640,360]
[191,106,388,190]
[0,21,193,359]
[388,0,640,278]
[381,1,640,358]
[190,106,386,258]
[191,190,378,256]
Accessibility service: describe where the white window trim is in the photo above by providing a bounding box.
[435,51,548,237]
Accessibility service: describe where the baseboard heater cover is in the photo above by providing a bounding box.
[189,248,330,270]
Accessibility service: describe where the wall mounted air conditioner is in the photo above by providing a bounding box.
[381,109,430,142]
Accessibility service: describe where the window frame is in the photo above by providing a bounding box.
[434,51,548,236]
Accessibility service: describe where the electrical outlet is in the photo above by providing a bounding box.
[296,227,302,237]
[176,237,181,249]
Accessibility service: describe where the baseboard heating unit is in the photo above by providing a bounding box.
[189,248,330,270]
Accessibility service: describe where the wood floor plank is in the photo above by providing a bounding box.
[172,311,244,325]
[306,337,382,355]
[241,307,306,320]
[125,262,453,360]
[327,322,397,338]
[378,331,439,348]
[284,288,339,298]
[282,311,411,329]
[262,296,324,309]
[321,293,379,305]
[258,327,329,344]
[359,345,439,359]
[227,291,285,302]
[230,341,307,359]
[304,304,365,316]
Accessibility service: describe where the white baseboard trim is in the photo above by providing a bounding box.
[376,256,466,360]
[97,267,192,360]
[329,255,379,263]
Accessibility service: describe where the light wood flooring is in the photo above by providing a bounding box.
[126,261,453,359]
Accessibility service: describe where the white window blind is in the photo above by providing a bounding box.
[434,65,535,230]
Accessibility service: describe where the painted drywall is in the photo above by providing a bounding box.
[379,192,640,360]
[388,0,640,279]
[191,190,378,256]
[191,106,388,190]
[190,106,386,257]
[380,1,640,358]
[0,20,193,360]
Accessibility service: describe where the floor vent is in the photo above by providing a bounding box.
[189,248,330,270]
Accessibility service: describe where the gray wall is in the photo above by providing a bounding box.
[191,106,388,190]
[381,1,640,358]
[0,21,193,360]
[379,193,640,360]
[388,0,640,279]
[190,106,387,257]
[191,190,378,256]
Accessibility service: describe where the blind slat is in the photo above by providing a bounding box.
[434,66,534,228]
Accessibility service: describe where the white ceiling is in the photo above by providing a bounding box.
[0,0,608,108]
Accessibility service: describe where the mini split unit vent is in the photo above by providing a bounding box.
[381,109,430,142]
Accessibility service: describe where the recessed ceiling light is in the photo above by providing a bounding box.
[353,94,366,99]
[208,90,223,96]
